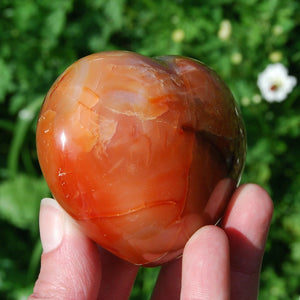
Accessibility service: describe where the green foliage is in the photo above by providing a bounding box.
[130,267,161,300]
[0,0,299,299]
[0,174,49,230]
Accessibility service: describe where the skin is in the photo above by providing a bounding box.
[29,183,273,300]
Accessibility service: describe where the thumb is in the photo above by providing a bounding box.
[29,198,101,300]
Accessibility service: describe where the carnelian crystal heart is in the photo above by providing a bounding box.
[36,51,246,266]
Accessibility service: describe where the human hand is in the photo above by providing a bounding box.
[29,183,273,300]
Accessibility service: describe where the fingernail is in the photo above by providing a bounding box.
[39,198,65,253]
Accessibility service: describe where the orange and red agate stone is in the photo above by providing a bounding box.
[36,51,246,266]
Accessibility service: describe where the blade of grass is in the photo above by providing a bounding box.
[7,96,43,178]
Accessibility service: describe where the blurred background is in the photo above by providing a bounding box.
[0,0,299,299]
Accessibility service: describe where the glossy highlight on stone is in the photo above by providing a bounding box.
[36,51,246,266]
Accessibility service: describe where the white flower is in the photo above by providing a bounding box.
[241,96,250,106]
[218,20,232,40]
[269,51,282,63]
[257,63,297,102]
[171,29,185,43]
[231,52,243,65]
[252,94,262,104]
[19,108,34,120]
[273,25,283,36]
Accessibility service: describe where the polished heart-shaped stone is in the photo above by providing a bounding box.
[36,51,246,266]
